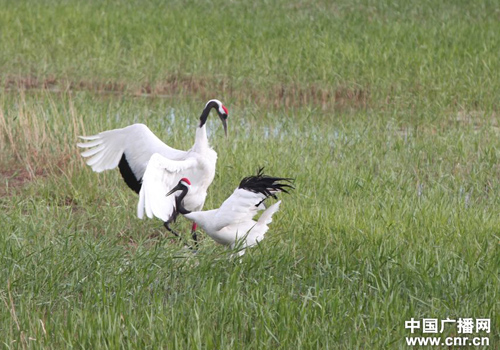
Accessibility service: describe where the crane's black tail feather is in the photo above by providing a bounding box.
[238,167,294,204]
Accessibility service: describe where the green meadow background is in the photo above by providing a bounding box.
[0,0,499,348]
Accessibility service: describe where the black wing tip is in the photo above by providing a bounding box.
[238,167,295,198]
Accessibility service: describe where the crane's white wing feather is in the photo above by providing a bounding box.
[245,200,281,247]
[77,123,187,179]
[212,188,268,231]
[138,153,198,222]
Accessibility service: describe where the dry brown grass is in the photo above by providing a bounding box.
[2,75,370,111]
[0,91,82,195]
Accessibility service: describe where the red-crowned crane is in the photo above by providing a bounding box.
[77,99,228,242]
[162,169,294,255]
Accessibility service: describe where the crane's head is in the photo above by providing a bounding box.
[199,99,228,137]
[166,178,191,197]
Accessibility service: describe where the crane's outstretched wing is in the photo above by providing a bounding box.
[138,153,198,222]
[77,123,187,184]
[212,171,293,232]
[245,200,281,247]
[212,188,268,231]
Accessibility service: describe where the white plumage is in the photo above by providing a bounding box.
[77,99,228,235]
[78,123,185,181]
[137,149,215,222]
[163,170,293,255]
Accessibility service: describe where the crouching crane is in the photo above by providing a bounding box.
[165,169,294,255]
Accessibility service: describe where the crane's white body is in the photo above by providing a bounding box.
[137,125,217,221]
[182,188,282,255]
[78,108,221,222]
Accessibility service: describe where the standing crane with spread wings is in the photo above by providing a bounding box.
[77,99,228,242]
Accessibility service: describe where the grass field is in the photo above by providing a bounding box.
[1,0,499,349]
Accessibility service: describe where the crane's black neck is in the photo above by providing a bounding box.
[175,187,192,215]
[199,101,219,128]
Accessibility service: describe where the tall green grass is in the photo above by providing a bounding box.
[1,90,498,349]
[1,0,499,348]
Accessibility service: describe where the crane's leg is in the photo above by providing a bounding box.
[191,222,198,246]
[164,221,195,251]
[164,221,180,239]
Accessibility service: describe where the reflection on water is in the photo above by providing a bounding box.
[149,110,376,153]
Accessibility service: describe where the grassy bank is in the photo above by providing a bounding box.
[1,0,500,111]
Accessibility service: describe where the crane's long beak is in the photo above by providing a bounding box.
[220,116,228,137]
[166,183,183,197]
